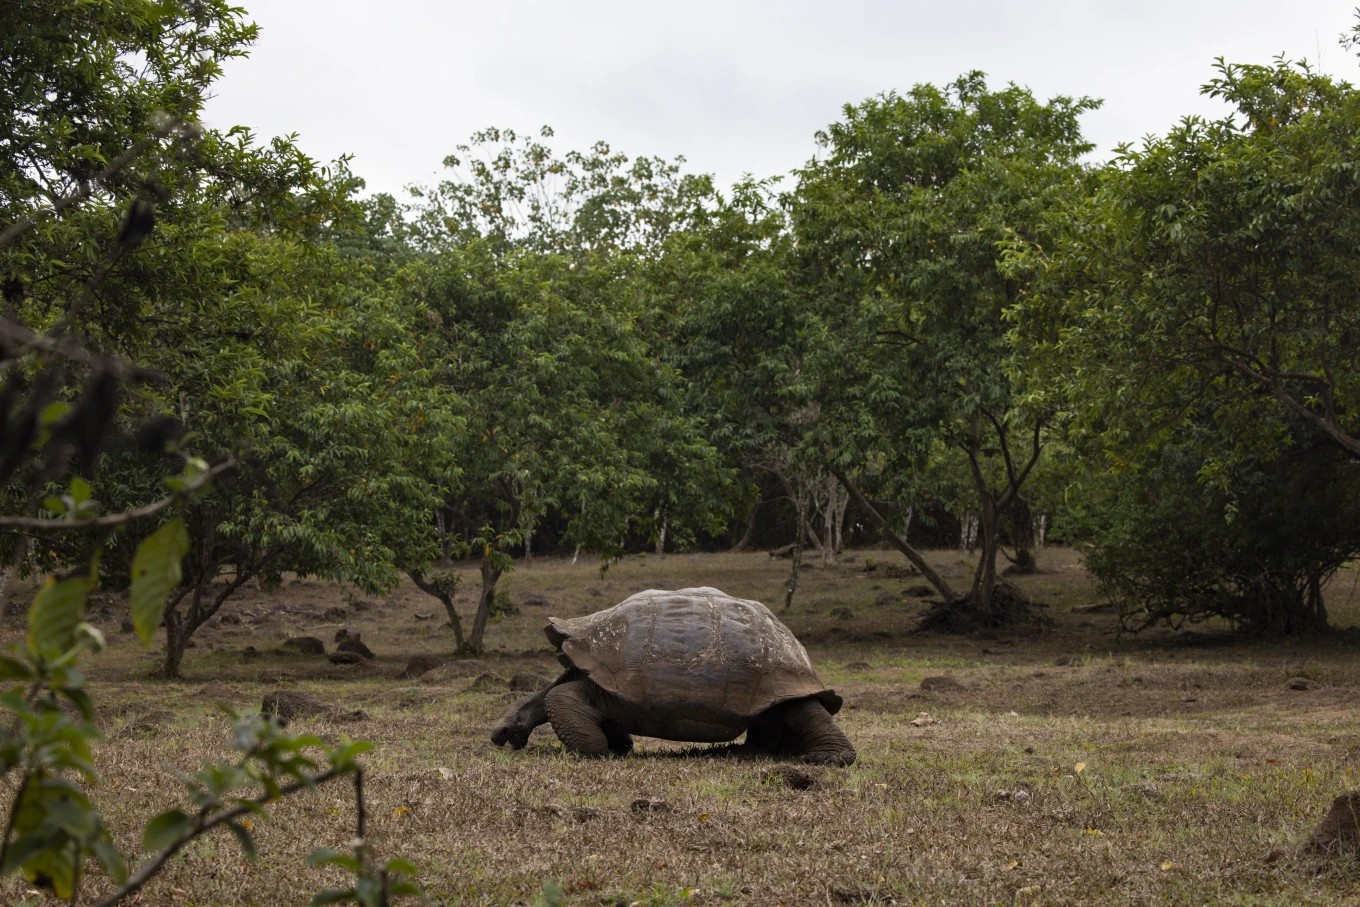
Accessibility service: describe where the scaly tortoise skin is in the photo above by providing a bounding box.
[490,587,856,765]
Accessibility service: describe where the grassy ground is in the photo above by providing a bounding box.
[2,547,1359,906]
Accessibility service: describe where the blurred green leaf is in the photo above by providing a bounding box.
[142,809,193,852]
[27,575,89,659]
[130,516,189,644]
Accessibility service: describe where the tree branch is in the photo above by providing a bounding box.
[832,468,958,601]
[88,766,348,907]
[0,458,234,531]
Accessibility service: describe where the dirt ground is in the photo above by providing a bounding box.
[2,547,1358,906]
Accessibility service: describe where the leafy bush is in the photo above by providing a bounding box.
[1085,435,1360,634]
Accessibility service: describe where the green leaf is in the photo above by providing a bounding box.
[307,848,361,872]
[384,857,419,876]
[309,888,358,906]
[69,476,92,505]
[142,809,193,852]
[130,516,189,644]
[21,844,78,900]
[225,819,257,860]
[90,836,129,885]
[0,654,34,681]
[46,797,98,838]
[27,575,90,659]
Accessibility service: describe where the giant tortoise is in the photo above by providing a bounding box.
[490,587,855,765]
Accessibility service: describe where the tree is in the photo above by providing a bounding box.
[1010,58,1360,469]
[787,73,1098,622]
[398,129,727,653]
[1,4,419,900]
[1005,55,1360,633]
[1,0,457,677]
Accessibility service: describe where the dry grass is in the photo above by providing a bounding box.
[2,548,1359,906]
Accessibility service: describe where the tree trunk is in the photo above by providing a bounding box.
[822,475,837,567]
[467,557,503,654]
[971,492,1001,608]
[161,593,191,679]
[778,470,823,555]
[408,570,465,652]
[161,568,257,678]
[729,496,760,553]
[834,470,957,601]
[654,507,667,555]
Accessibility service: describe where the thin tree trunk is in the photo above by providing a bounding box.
[834,470,957,601]
[729,496,760,553]
[408,570,465,652]
[467,557,503,654]
[822,475,836,567]
[971,493,1001,607]
[161,566,259,678]
[778,470,823,554]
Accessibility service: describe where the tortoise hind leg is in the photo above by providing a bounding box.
[752,699,856,766]
[544,680,623,757]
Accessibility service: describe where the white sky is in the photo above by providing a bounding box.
[203,1,1359,199]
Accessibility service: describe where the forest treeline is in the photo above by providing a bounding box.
[6,2,1360,678]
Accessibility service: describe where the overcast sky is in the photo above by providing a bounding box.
[203,1,1358,199]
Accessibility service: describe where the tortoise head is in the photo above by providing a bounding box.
[489,681,554,749]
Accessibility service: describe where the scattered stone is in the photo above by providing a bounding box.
[630,797,673,814]
[1306,791,1360,853]
[919,675,964,693]
[261,690,331,723]
[338,635,375,659]
[279,636,326,656]
[994,788,1031,804]
[195,682,243,701]
[400,655,448,679]
[334,628,350,643]
[520,595,552,608]
[829,607,856,621]
[763,764,823,790]
[328,650,370,665]
[413,612,434,621]
[349,598,374,612]
[509,672,546,692]
[257,670,295,684]
[465,672,506,692]
[261,690,367,725]
[910,712,935,727]
[323,606,347,621]
[1287,677,1319,691]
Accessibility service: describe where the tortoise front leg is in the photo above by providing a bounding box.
[544,679,621,757]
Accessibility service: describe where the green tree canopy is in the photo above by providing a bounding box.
[788,73,1098,618]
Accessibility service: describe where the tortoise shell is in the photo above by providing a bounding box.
[545,587,841,728]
